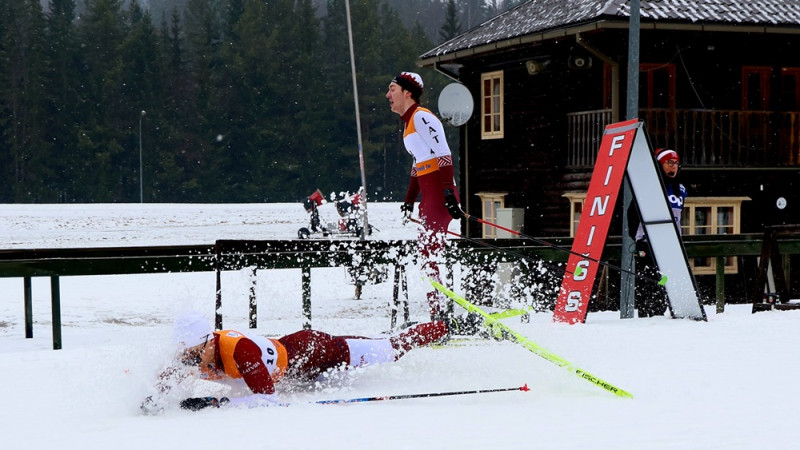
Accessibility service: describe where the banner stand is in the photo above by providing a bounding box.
[553,119,706,323]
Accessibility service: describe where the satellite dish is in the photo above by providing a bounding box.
[438,83,474,127]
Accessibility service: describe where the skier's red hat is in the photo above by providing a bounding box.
[655,148,679,164]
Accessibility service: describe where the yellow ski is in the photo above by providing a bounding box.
[432,280,633,399]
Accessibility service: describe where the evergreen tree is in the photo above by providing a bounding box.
[154,8,204,201]
[222,0,245,40]
[0,0,487,203]
[439,0,461,44]
[208,0,322,201]
[373,3,424,200]
[43,0,83,202]
[106,2,162,201]
[342,0,384,196]
[318,0,362,197]
[183,0,227,201]
[0,0,50,202]
[73,0,129,201]
[281,0,327,200]
[0,2,14,201]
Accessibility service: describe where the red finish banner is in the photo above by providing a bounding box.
[553,119,639,324]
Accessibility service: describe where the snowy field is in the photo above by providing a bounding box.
[1,202,798,449]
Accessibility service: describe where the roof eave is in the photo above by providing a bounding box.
[418,20,800,68]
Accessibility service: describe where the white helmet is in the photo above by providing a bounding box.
[173,310,213,350]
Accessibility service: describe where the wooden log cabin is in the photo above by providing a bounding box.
[418,0,800,304]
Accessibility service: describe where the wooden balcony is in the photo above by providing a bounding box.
[567,108,800,168]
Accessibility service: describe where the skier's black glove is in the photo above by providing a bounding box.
[443,189,463,220]
[180,396,229,411]
[401,202,414,221]
[635,239,649,258]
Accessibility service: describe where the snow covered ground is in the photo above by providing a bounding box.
[1,203,798,449]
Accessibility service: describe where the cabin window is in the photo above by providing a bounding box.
[564,193,748,275]
[562,192,585,238]
[481,71,504,139]
[476,192,507,238]
[681,197,749,275]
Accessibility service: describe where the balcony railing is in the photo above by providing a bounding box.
[567,108,800,168]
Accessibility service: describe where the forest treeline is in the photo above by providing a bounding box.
[1,0,521,203]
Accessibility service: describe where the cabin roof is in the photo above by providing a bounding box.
[421,0,800,61]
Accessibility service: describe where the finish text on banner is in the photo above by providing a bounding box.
[554,119,640,323]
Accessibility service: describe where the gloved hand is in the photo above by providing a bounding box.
[400,202,413,221]
[635,239,649,257]
[180,396,228,411]
[140,395,165,415]
[443,189,463,220]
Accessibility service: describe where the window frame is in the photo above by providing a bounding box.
[563,192,586,238]
[480,70,504,140]
[563,193,749,275]
[476,192,507,238]
[682,196,750,275]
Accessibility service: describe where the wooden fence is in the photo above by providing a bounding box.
[2,234,799,349]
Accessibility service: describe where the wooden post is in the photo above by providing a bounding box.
[715,256,725,313]
[302,265,311,329]
[24,277,33,339]
[402,267,409,324]
[50,276,62,350]
[214,242,223,330]
[249,267,257,328]
[390,264,410,329]
[391,264,400,329]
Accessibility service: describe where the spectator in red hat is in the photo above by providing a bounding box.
[387,72,462,322]
[631,148,687,317]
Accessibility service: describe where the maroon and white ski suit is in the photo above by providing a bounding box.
[401,103,458,318]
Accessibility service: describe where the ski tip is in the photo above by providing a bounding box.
[658,275,668,286]
[574,266,583,276]
[618,390,634,399]
[520,384,530,392]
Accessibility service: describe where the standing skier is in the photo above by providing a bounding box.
[387,72,463,322]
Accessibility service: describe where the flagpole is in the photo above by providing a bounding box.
[345,0,370,240]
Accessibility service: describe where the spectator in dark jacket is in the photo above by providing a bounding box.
[630,148,687,317]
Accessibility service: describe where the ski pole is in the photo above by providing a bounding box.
[460,213,666,286]
[407,216,572,276]
[409,216,662,287]
[178,384,529,411]
[315,384,530,404]
[406,216,462,238]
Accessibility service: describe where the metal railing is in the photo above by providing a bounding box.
[567,109,612,167]
[4,235,799,349]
